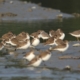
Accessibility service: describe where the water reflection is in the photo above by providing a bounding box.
[0,18,80,41]
[0,68,80,80]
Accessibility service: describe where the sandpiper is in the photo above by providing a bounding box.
[1,31,14,41]
[49,30,56,37]
[55,38,67,46]
[30,32,41,39]
[9,37,18,46]
[23,49,35,61]
[38,50,51,62]
[27,55,42,67]
[44,37,55,46]
[16,39,30,49]
[49,40,69,53]
[56,29,65,40]
[16,32,30,41]
[4,35,17,46]
[31,36,40,47]
[37,30,50,40]
[17,32,26,36]
[46,35,66,46]
[69,30,80,41]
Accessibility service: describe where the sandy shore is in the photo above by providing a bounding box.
[0,0,74,22]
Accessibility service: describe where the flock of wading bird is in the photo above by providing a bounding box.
[0,29,80,67]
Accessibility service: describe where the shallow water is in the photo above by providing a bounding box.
[0,18,80,79]
[0,18,80,40]
[0,0,80,79]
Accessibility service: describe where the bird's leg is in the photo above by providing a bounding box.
[43,61,46,67]
[77,37,79,41]
[42,61,46,69]
[36,48,40,51]
[51,45,53,47]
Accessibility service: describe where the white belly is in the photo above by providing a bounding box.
[59,33,65,40]
[27,35,30,39]
[54,44,69,52]
[41,36,49,40]
[49,33,52,37]
[71,34,80,37]
[42,54,51,61]
[32,39,40,46]
[9,41,17,46]
[18,42,30,49]
[5,40,11,44]
[32,59,42,67]
[38,34,41,38]
[41,35,49,40]
[23,53,35,61]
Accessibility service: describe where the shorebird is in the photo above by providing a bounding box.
[23,49,35,61]
[27,55,42,67]
[30,32,41,39]
[16,39,30,49]
[38,50,51,66]
[44,35,66,46]
[49,30,56,37]
[31,36,40,47]
[56,29,65,40]
[55,39,67,46]
[30,34,41,50]
[16,32,30,41]
[4,35,17,46]
[9,37,18,46]
[69,30,80,41]
[49,40,69,53]
[0,31,14,41]
[44,37,55,46]
[37,30,50,40]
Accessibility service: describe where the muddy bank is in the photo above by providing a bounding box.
[0,0,74,22]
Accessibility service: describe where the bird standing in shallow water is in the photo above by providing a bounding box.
[0,31,14,41]
[56,29,65,40]
[30,32,41,39]
[31,35,40,47]
[49,40,69,53]
[69,30,80,41]
[16,39,30,49]
[37,30,50,40]
[38,50,51,66]
[49,30,56,37]
[16,32,30,41]
[27,55,42,67]
[44,37,55,46]
[23,49,35,61]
